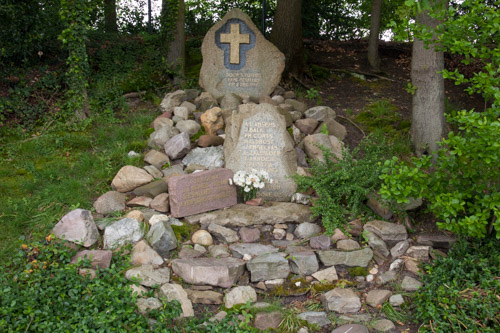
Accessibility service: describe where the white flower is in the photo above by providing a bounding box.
[228,178,233,185]
[244,186,251,192]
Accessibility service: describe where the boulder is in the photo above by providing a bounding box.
[164,132,191,160]
[294,222,322,239]
[246,252,290,282]
[297,312,331,327]
[311,266,339,283]
[366,289,392,307]
[238,227,261,243]
[111,166,154,193]
[289,251,319,276]
[52,209,99,247]
[147,125,180,150]
[147,221,177,257]
[191,230,214,246]
[175,120,201,137]
[181,146,224,169]
[186,289,223,305]
[254,312,283,330]
[198,135,224,147]
[93,191,126,215]
[194,92,218,112]
[224,286,257,308]
[229,243,279,259]
[103,218,143,249]
[150,193,169,212]
[160,90,187,112]
[131,240,164,266]
[71,250,112,269]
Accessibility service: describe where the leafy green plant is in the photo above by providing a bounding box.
[381,302,409,324]
[413,238,500,332]
[305,87,322,105]
[294,134,393,234]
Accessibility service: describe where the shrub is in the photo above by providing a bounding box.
[414,238,500,332]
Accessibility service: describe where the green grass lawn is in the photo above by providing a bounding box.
[0,108,156,261]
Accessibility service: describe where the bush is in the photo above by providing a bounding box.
[414,238,500,332]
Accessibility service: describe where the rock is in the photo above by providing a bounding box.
[312,266,339,283]
[390,240,410,258]
[178,247,203,259]
[150,193,169,212]
[310,235,331,250]
[297,312,331,327]
[103,218,144,249]
[148,125,180,150]
[136,297,162,315]
[162,164,186,180]
[209,244,231,258]
[220,93,242,111]
[182,146,224,169]
[193,244,206,253]
[331,324,369,333]
[364,230,389,257]
[131,240,164,266]
[401,276,423,291]
[78,268,97,279]
[289,251,319,275]
[364,220,407,242]
[148,214,169,226]
[164,132,191,160]
[246,252,290,282]
[272,95,285,104]
[52,209,99,247]
[372,319,396,332]
[147,221,177,257]
[303,133,342,162]
[160,90,186,112]
[224,286,257,309]
[331,228,348,242]
[159,283,194,317]
[171,257,246,288]
[198,135,224,147]
[129,284,148,297]
[294,222,322,239]
[337,239,361,251]
[245,197,264,206]
[329,135,344,160]
[125,210,144,222]
[377,270,397,284]
[416,232,456,249]
[254,312,283,330]
[133,179,169,198]
[229,243,279,259]
[176,120,201,137]
[111,166,154,193]
[201,107,224,136]
[317,248,373,267]
[173,106,189,120]
[185,163,207,173]
[321,288,361,313]
[406,245,431,261]
[144,165,163,179]
[93,191,126,215]
[223,103,297,201]
[295,118,319,134]
[389,259,404,271]
[273,228,286,240]
[210,311,228,323]
[404,258,420,274]
[348,219,364,237]
[238,227,261,243]
[208,223,239,243]
[153,116,174,131]
[186,289,223,305]
[390,294,405,307]
[304,106,336,121]
[199,9,284,100]
[125,265,170,287]
[192,230,214,246]
[181,100,196,112]
[265,279,285,288]
[71,250,112,269]
[291,192,312,205]
[184,89,200,101]
[127,196,152,208]
[323,118,347,140]
[366,192,392,220]
[190,202,313,227]
[194,92,218,112]
[285,99,307,113]
[366,289,392,307]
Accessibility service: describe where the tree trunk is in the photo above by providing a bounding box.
[104,0,117,33]
[270,0,303,77]
[367,0,382,72]
[411,1,446,155]
[162,0,185,76]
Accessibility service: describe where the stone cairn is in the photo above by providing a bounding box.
[50,9,457,333]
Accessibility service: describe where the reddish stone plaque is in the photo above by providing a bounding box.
[168,168,237,218]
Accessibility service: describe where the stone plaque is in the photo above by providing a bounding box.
[199,9,285,100]
[224,103,297,201]
[168,168,237,218]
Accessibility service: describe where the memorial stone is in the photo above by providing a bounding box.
[224,103,297,201]
[199,9,285,100]
[168,168,237,218]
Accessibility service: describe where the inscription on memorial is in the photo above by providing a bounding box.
[168,169,237,218]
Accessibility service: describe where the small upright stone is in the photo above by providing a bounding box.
[159,283,194,317]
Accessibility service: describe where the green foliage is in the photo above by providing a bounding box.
[294,134,394,234]
[414,238,500,332]
[381,302,409,324]
[380,109,500,238]
[310,64,330,80]
[305,87,322,105]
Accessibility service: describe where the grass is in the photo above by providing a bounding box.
[0,108,157,261]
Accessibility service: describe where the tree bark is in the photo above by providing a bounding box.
[270,0,303,77]
[104,0,117,33]
[411,0,446,155]
[162,0,185,76]
[367,0,382,72]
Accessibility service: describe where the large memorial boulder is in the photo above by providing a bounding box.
[199,9,285,100]
[224,103,297,201]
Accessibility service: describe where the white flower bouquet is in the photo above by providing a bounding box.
[230,169,273,202]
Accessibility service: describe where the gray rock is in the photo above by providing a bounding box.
[178,247,204,259]
[291,192,312,205]
[401,276,423,291]
[304,106,336,121]
[254,311,283,330]
[295,118,319,134]
[364,230,389,257]
[181,100,197,113]
[364,220,407,242]
[70,250,112,269]
[173,106,190,120]
[406,245,430,261]
[148,125,180,150]
[246,253,290,282]
[126,196,152,208]
[310,235,331,250]
[390,240,410,258]
[191,230,213,246]
[224,286,257,309]
[160,90,187,112]
[147,221,177,257]
[209,244,231,258]
[131,240,164,266]
[153,117,174,131]
[337,239,361,251]
[311,266,338,282]
[289,251,319,276]
[321,288,361,313]
[285,99,307,113]
[389,294,404,307]
[294,222,322,239]
[303,133,334,162]
[103,218,144,249]
[93,191,126,215]
[184,89,200,102]
[144,150,170,170]
[366,192,393,220]
[220,93,242,111]
[159,283,194,317]
[372,319,396,332]
[336,314,373,325]
[144,165,163,179]
[136,297,162,315]
[416,232,456,249]
[297,311,331,327]
[366,289,392,307]
[229,243,279,259]
[125,265,170,287]
[331,324,369,333]
[150,193,169,213]
[162,164,186,180]
[133,179,169,198]
[164,132,191,160]
[318,248,373,267]
[52,209,99,247]
[238,227,261,243]
[186,289,223,305]
[323,118,347,140]
[208,223,239,243]
[182,146,224,169]
[389,259,404,271]
[171,257,246,288]
[377,270,397,284]
[175,120,201,137]
[194,92,218,112]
